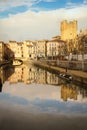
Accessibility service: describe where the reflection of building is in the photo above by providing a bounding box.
[47,72,59,85]
[61,84,87,102]
[0,67,5,84]
[8,67,23,83]
[36,69,47,84]
[0,66,15,89]
[61,20,77,41]
[0,41,4,61]
[0,77,2,92]
[22,65,36,84]
[7,65,62,86]
[61,84,78,101]
[79,88,87,99]
[8,65,36,84]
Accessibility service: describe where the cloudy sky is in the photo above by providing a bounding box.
[0,0,87,42]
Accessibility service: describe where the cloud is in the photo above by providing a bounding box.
[43,0,55,1]
[0,0,35,11]
[83,0,87,4]
[2,82,61,101]
[0,4,87,42]
[0,0,56,12]
[66,2,77,7]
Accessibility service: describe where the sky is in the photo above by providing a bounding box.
[0,0,87,42]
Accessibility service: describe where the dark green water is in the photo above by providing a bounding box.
[0,64,87,130]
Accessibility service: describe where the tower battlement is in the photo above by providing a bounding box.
[61,20,78,41]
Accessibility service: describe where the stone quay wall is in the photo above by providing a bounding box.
[57,61,87,71]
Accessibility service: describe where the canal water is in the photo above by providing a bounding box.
[0,64,87,130]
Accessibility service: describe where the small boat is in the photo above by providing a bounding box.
[59,73,72,81]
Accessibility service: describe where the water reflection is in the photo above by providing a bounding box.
[6,65,61,85]
[0,64,87,102]
[0,66,15,84]
[0,64,87,130]
[61,84,87,102]
[0,78,2,92]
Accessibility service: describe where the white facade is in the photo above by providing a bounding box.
[36,40,47,58]
[47,40,59,58]
[47,40,66,59]
[23,40,36,60]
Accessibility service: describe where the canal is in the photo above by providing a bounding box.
[0,64,87,130]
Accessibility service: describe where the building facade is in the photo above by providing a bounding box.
[36,40,47,59]
[61,20,77,41]
[23,40,37,60]
[7,41,23,59]
[47,39,66,59]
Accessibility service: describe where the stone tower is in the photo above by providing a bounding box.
[61,20,77,41]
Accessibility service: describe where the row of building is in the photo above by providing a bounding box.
[0,38,66,61]
[0,20,87,61]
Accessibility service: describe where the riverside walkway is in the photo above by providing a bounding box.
[33,60,87,85]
